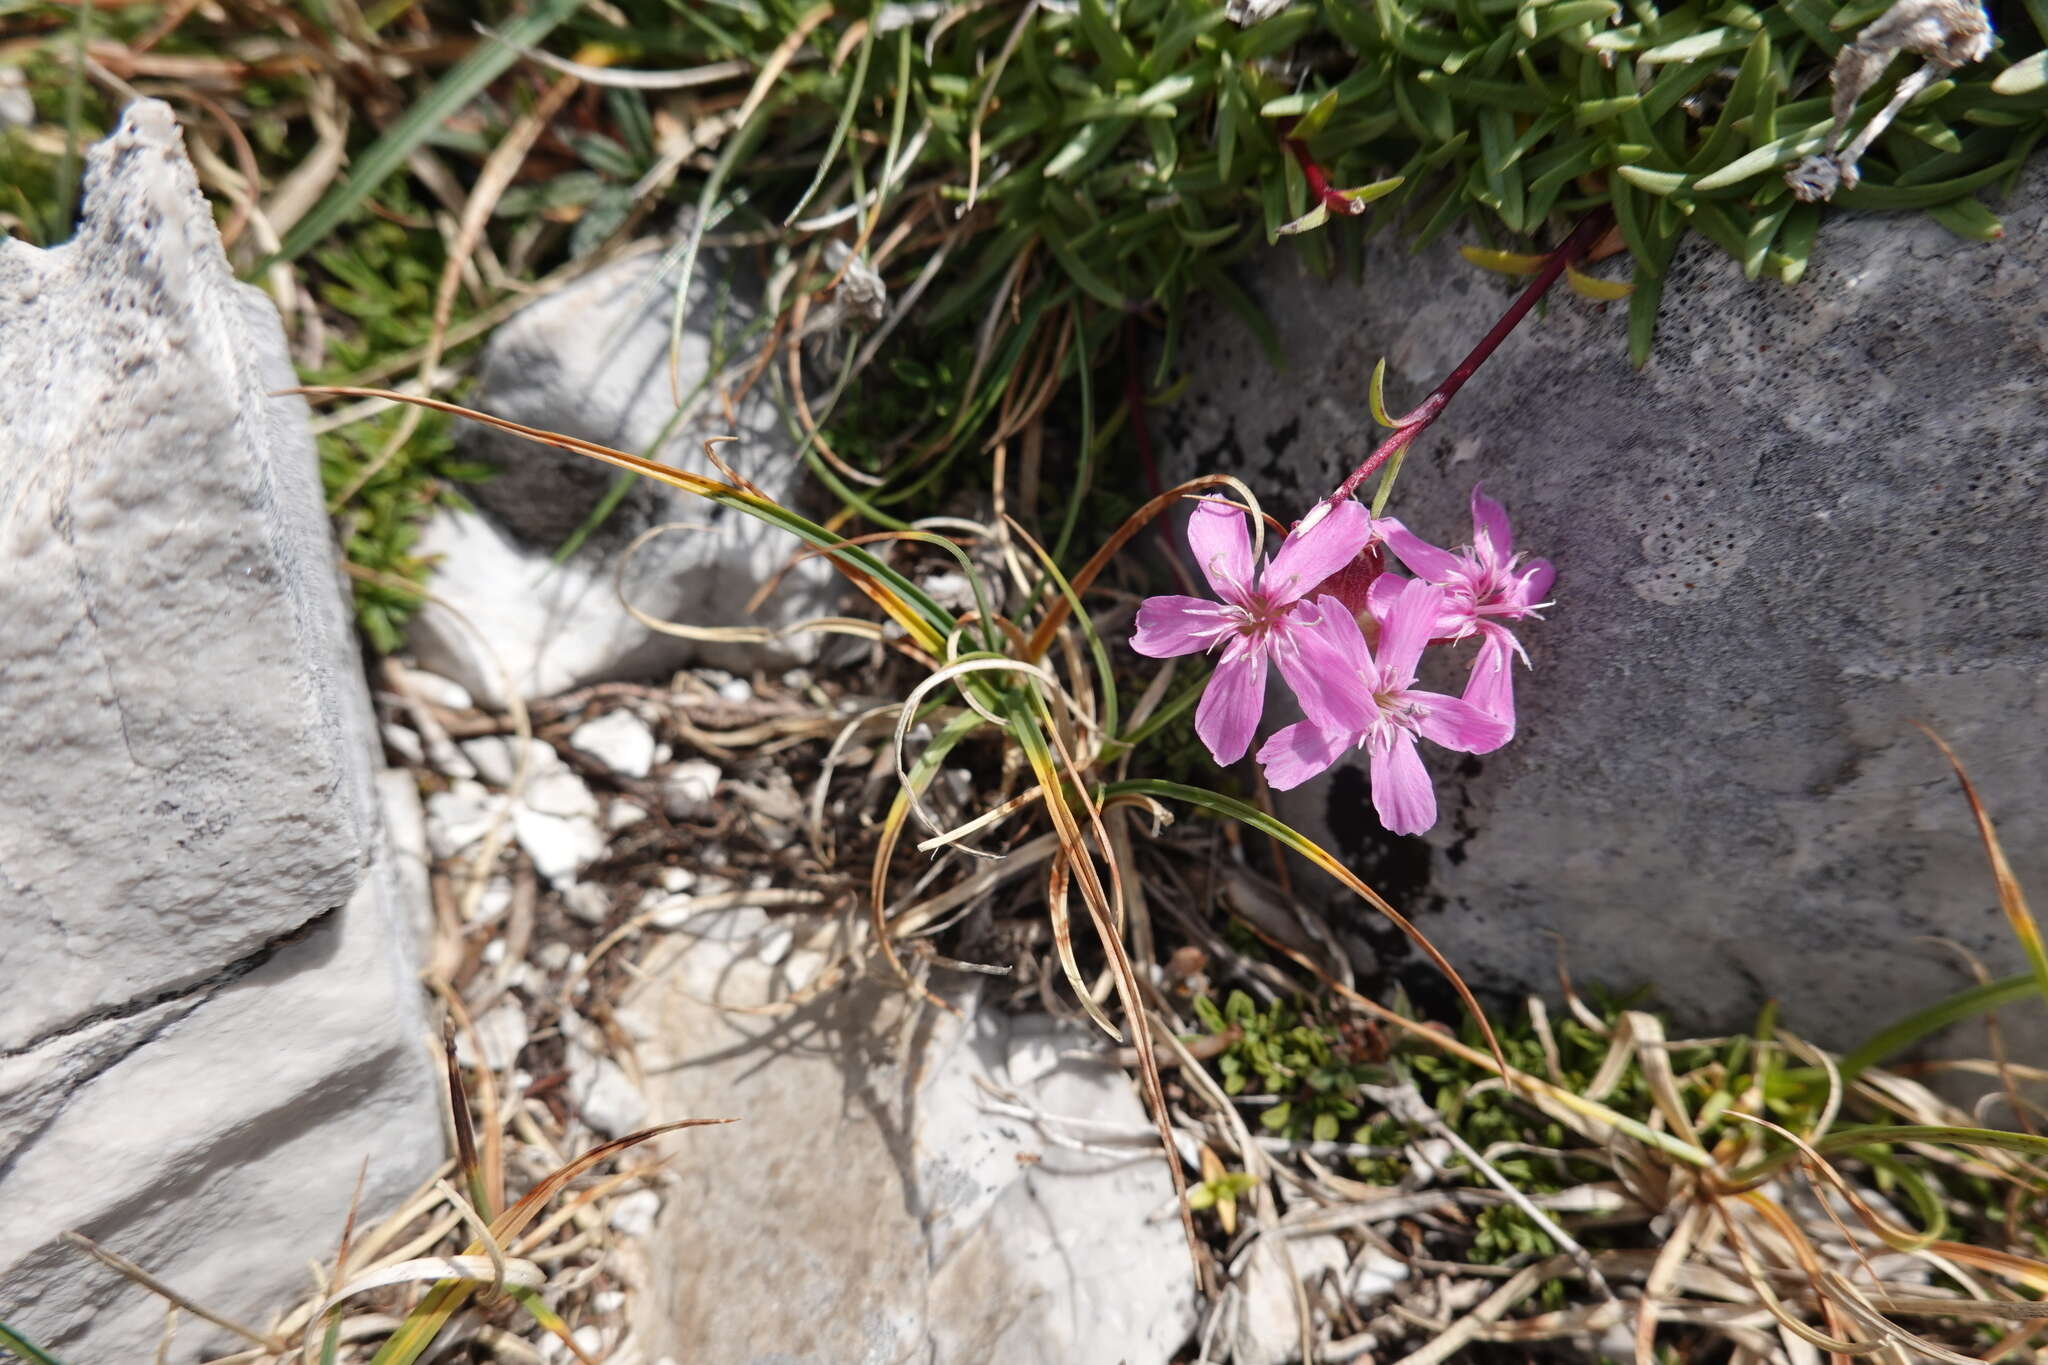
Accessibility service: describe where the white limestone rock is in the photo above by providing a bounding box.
[571,708,658,778]
[621,931,1198,1365]
[0,101,440,1362]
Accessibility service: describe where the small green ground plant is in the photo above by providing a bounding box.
[8,0,2048,641]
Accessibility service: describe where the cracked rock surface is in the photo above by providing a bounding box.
[0,101,440,1361]
[1167,162,2048,1053]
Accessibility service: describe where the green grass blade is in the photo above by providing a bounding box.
[783,10,876,224]
[0,1320,68,1365]
[1836,974,2034,1081]
[51,0,92,235]
[263,0,589,271]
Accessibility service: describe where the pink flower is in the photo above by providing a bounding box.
[1131,497,1375,765]
[1256,579,1511,835]
[1380,484,1554,737]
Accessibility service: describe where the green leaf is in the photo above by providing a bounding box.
[1275,202,1331,236]
[1077,0,1142,79]
[1768,200,1822,283]
[1837,974,2034,1081]
[1616,164,1690,194]
[262,0,588,271]
[1639,26,1749,62]
[1993,52,2048,95]
[0,1320,67,1365]
[1692,121,1830,190]
[1923,195,2005,240]
[1573,94,1642,126]
[1627,267,1665,367]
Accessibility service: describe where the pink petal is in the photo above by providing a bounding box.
[1262,499,1374,606]
[1373,578,1446,692]
[1131,595,1238,658]
[1382,520,1463,585]
[1305,595,1375,672]
[1470,484,1513,566]
[1366,572,1410,628]
[1411,688,1513,754]
[1514,557,1555,607]
[1369,734,1437,836]
[1195,639,1269,765]
[1257,721,1351,792]
[1271,603,1375,733]
[1458,627,1521,739]
[1187,499,1254,604]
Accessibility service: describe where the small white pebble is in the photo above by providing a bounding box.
[561,882,610,925]
[716,677,752,704]
[663,759,723,819]
[608,1189,662,1238]
[381,723,424,766]
[481,938,506,965]
[659,866,696,892]
[536,942,572,971]
[569,709,658,779]
[405,669,474,712]
[592,1290,627,1314]
[608,800,650,831]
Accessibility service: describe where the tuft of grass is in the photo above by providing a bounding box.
[8,0,2044,636]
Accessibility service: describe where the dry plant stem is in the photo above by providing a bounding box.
[1329,209,1612,505]
[62,1231,287,1354]
[1366,1078,1615,1302]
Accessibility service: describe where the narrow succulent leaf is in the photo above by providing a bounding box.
[1460,245,1549,274]
[1924,195,2005,239]
[1565,264,1633,299]
[1616,164,1690,195]
[1693,122,1830,189]
[1994,52,2048,95]
[1274,202,1331,236]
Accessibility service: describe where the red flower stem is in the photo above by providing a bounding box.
[1284,137,1368,216]
[1329,208,1613,505]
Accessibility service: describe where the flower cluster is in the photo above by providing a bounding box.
[1131,487,1553,836]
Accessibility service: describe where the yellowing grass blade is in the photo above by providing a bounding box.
[1107,779,1508,1072]
[286,387,958,658]
[366,1119,732,1365]
[1917,724,2048,1010]
[1460,245,1549,275]
[1566,264,1634,300]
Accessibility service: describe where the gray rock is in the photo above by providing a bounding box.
[621,925,1198,1365]
[406,253,841,705]
[1166,167,2048,1050]
[0,101,440,1361]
